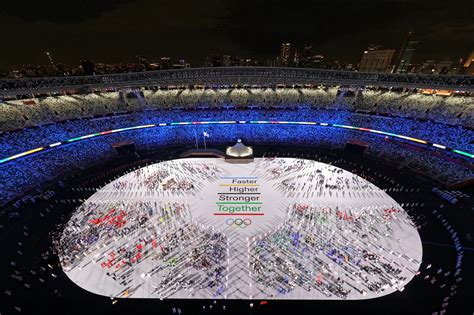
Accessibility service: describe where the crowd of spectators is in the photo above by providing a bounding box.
[1,88,472,130]
[0,88,472,205]
[0,120,472,206]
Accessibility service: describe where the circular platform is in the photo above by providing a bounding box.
[59,158,422,300]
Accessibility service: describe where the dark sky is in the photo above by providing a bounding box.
[0,0,472,70]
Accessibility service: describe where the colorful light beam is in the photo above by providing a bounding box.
[0,121,472,164]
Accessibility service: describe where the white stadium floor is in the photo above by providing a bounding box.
[59,158,422,300]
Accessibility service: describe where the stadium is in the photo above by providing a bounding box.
[0,67,473,314]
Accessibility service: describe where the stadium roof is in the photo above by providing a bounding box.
[0,67,472,97]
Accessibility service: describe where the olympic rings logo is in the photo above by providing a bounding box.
[226,218,252,228]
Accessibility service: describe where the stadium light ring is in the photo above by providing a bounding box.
[0,120,472,164]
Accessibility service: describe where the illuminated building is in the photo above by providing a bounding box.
[280,43,291,66]
[393,31,419,73]
[463,50,474,75]
[359,46,395,73]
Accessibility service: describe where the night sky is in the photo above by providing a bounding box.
[0,0,472,70]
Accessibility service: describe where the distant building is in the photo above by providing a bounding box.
[435,59,453,74]
[419,59,454,75]
[280,43,291,66]
[231,56,243,66]
[293,49,300,67]
[80,59,95,75]
[311,55,325,68]
[345,63,355,71]
[359,46,395,73]
[173,60,190,69]
[463,50,474,75]
[206,54,256,67]
[264,58,277,67]
[210,55,223,67]
[160,57,172,69]
[393,31,419,73]
[419,60,436,74]
[244,58,253,66]
[447,58,464,75]
[136,55,148,71]
[222,55,232,67]
[301,44,313,67]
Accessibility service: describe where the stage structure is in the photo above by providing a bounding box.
[225,139,254,162]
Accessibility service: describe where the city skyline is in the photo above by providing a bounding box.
[1,0,473,72]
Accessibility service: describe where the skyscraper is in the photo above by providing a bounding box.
[393,31,419,74]
[301,44,313,68]
[359,46,395,73]
[280,43,291,67]
[293,49,300,67]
